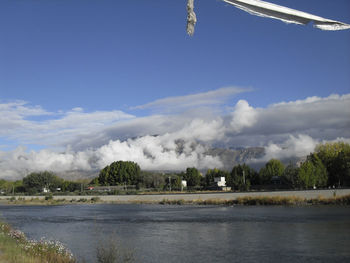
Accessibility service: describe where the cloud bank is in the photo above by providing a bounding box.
[0,90,349,179]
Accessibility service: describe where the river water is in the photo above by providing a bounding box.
[0,204,349,263]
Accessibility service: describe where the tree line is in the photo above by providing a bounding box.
[89,141,350,191]
[0,172,87,195]
[1,142,349,194]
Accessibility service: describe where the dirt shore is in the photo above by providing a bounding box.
[1,189,349,204]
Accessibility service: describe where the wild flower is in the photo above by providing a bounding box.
[8,229,26,242]
[0,221,75,261]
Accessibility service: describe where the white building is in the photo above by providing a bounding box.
[214,177,226,187]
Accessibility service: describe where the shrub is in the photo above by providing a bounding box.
[91,197,101,203]
[45,194,53,201]
[96,238,135,263]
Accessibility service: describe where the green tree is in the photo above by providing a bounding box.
[165,174,182,191]
[89,177,99,186]
[283,163,300,188]
[22,171,63,194]
[139,171,166,190]
[0,180,25,194]
[298,154,327,188]
[205,168,218,188]
[13,180,25,193]
[183,167,201,188]
[173,176,183,190]
[259,159,285,184]
[0,179,12,194]
[98,161,141,186]
[229,164,255,191]
[0,179,6,190]
[315,142,350,186]
[61,180,81,192]
[335,150,350,186]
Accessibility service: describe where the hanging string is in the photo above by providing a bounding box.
[186,0,197,36]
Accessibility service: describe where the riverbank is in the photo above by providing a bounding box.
[160,194,350,205]
[0,189,349,206]
[0,221,75,263]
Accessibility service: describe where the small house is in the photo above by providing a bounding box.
[208,177,231,191]
[181,180,187,191]
[214,177,226,187]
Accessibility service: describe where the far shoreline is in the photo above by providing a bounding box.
[0,189,349,206]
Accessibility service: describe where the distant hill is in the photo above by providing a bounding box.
[205,147,266,171]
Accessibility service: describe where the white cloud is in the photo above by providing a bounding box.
[0,146,93,179]
[95,135,222,171]
[230,100,257,132]
[225,93,350,146]
[1,92,350,179]
[258,134,319,162]
[132,86,251,112]
[0,100,51,136]
[0,101,135,147]
[0,134,223,180]
[252,135,350,164]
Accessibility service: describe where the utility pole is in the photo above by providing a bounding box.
[243,170,245,185]
[169,176,171,192]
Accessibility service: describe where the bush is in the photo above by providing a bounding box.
[45,194,53,201]
[91,197,101,203]
[96,238,135,263]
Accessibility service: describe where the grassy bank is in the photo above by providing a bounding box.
[0,222,75,263]
[0,196,102,206]
[1,194,350,206]
[159,194,350,206]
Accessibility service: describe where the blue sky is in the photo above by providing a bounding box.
[1,0,349,111]
[0,0,350,178]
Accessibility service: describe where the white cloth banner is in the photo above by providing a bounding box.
[223,0,350,31]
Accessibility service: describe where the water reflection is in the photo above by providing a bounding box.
[0,204,349,263]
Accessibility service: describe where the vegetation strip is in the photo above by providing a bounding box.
[159,194,350,206]
[0,222,75,263]
[1,194,349,206]
[0,196,101,206]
